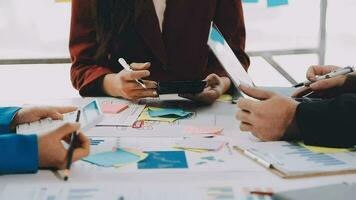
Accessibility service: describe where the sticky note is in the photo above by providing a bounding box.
[299,143,353,154]
[101,103,128,114]
[217,94,233,102]
[148,107,192,118]
[138,107,192,123]
[138,151,188,169]
[82,148,147,167]
[183,126,223,135]
[175,138,226,151]
[267,0,288,7]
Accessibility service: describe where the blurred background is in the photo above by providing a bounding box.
[0,0,355,100]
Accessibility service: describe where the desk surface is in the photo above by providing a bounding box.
[1,96,355,198]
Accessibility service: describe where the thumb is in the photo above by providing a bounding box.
[239,85,275,100]
[52,123,81,139]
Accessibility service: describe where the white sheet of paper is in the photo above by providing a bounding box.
[97,104,145,127]
[175,138,226,151]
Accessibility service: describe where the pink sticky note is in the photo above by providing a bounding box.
[101,104,128,114]
[183,126,224,135]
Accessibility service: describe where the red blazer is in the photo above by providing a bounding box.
[70,0,250,96]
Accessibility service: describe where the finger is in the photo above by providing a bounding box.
[235,110,253,124]
[131,89,158,99]
[204,74,220,86]
[130,62,151,70]
[142,80,158,89]
[53,123,81,138]
[236,98,258,112]
[309,76,344,91]
[291,86,312,98]
[53,106,77,114]
[240,122,254,132]
[129,70,150,80]
[72,132,90,161]
[306,65,339,81]
[239,85,275,100]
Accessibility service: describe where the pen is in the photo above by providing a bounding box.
[294,66,355,88]
[118,58,147,89]
[63,110,81,181]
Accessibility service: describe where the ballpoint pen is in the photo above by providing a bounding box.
[294,66,355,88]
[118,58,147,89]
[63,110,81,181]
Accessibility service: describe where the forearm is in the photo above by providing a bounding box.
[296,93,356,148]
[0,134,38,174]
[0,107,21,134]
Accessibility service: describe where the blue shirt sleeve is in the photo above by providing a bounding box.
[0,107,21,133]
[0,134,39,174]
[0,107,39,174]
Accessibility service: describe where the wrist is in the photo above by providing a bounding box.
[283,101,301,140]
[103,74,121,97]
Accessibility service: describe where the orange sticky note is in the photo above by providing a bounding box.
[101,104,128,114]
[183,126,223,135]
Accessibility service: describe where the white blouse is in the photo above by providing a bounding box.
[152,0,167,32]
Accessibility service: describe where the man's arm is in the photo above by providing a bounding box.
[0,107,39,174]
[296,93,356,148]
[0,134,38,174]
[0,107,21,133]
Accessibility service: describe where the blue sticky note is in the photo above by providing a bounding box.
[242,0,258,3]
[82,149,141,167]
[148,108,192,118]
[138,151,188,169]
[267,0,288,7]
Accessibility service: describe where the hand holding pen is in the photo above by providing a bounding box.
[102,58,158,99]
[292,65,355,98]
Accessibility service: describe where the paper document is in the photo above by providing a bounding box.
[0,184,236,200]
[235,141,356,177]
[175,138,226,151]
[97,104,145,126]
[89,137,119,155]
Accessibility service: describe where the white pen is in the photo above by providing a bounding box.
[118,58,147,89]
[294,66,355,88]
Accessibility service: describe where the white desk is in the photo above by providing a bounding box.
[1,96,355,199]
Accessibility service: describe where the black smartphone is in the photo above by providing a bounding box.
[157,81,207,94]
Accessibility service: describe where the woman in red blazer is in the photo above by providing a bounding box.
[70,0,250,103]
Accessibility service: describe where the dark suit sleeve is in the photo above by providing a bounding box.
[69,0,113,96]
[296,93,356,148]
[207,0,250,78]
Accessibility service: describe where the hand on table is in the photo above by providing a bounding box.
[38,123,90,169]
[179,74,231,104]
[103,62,158,100]
[236,85,300,141]
[10,106,77,130]
[292,65,347,98]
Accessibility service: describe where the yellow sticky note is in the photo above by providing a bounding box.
[299,143,352,154]
[217,94,233,102]
[137,107,178,123]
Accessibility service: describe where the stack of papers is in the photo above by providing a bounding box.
[175,138,227,152]
[82,148,148,167]
[138,107,193,123]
